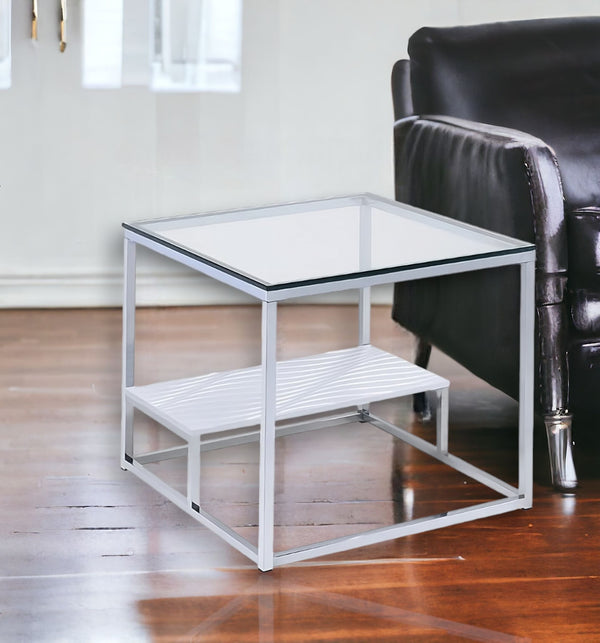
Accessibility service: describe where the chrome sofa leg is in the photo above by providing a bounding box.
[413,338,432,421]
[544,413,577,491]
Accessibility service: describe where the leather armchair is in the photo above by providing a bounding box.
[392,17,600,491]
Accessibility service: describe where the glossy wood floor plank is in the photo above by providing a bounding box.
[1,306,599,642]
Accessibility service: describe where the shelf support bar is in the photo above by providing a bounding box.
[436,388,449,455]
[358,198,372,347]
[358,198,372,420]
[188,437,201,511]
[518,259,535,506]
[258,301,278,571]
[121,238,136,467]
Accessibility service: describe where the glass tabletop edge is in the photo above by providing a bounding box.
[122,193,535,253]
[122,193,371,229]
[122,224,271,291]
[123,224,535,294]
[264,245,535,292]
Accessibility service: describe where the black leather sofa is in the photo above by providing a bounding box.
[392,17,600,491]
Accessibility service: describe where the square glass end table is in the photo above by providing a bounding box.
[121,193,536,571]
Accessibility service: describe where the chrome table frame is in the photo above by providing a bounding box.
[121,193,536,572]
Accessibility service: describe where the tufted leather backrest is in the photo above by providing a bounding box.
[408,17,600,210]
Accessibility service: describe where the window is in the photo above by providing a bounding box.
[152,0,242,92]
[82,0,242,92]
[0,0,11,89]
[82,0,124,89]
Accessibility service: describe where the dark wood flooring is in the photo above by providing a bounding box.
[1,306,599,642]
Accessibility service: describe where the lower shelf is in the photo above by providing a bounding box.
[125,344,449,438]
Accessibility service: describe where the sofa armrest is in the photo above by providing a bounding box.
[394,114,567,304]
[394,114,569,413]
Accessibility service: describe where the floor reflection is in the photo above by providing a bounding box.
[137,564,532,642]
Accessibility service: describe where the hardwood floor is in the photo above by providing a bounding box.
[1,305,599,642]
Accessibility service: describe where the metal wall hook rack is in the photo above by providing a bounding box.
[31,0,38,40]
[60,0,67,52]
[31,0,67,51]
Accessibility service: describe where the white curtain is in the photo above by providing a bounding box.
[152,0,242,92]
[82,0,125,88]
[82,0,242,92]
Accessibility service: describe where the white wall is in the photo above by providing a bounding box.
[2,0,599,307]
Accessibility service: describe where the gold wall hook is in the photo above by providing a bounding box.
[32,0,38,40]
[60,0,67,52]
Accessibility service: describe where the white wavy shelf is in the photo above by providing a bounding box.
[126,345,449,437]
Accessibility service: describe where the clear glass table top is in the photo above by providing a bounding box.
[123,194,534,290]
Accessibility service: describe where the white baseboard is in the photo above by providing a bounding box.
[0,272,394,308]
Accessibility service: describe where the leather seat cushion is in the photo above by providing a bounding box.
[568,206,600,334]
